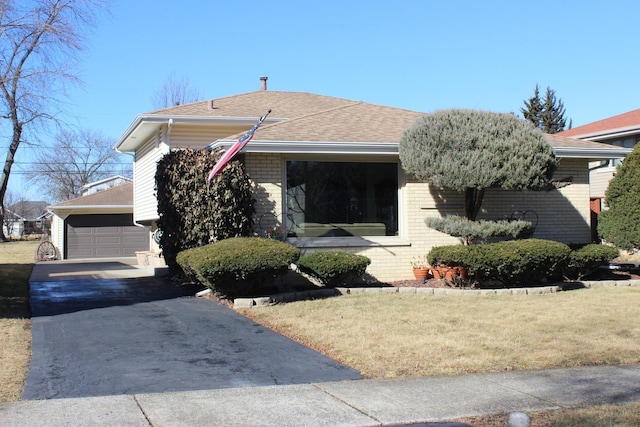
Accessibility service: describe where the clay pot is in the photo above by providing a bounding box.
[412,267,432,282]
[432,265,468,281]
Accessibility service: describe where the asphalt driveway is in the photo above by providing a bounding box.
[23,259,361,400]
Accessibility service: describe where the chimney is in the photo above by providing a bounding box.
[260,76,268,91]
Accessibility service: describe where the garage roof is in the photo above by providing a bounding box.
[49,183,133,212]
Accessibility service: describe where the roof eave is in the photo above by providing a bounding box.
[209,140,632,158]
[565,125,640,141]
[48,205,133,212]
[115,115,280,153]
[553,147,631,159]
[210,140,399,155]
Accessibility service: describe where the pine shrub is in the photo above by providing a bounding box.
[425,215,534,244]
[598,144,640,251]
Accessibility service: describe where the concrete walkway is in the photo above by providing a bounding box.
[3,364,640,426]
[2,259,640,426]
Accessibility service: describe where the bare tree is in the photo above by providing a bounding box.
[151,73,202,109]
[27,128,130,201]
[0,0,107,240]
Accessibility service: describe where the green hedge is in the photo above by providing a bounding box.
[562,244,619,280]
[428,239,571,287]
[176,237,300,298]
[297,251,371,287]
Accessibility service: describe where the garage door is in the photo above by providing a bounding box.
[66,214,149,259]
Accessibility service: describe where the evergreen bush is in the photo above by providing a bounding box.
[399,109,557,220]
[562,244,619,280]
[297,251,371,288]
[428,239,571,287]
[155,149,255,272]
[598,144,640,251]
[425,215,534,244]
[176,237,300,299]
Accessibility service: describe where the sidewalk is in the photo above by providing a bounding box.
[2,364,640,426]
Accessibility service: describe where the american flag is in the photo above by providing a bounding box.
[207,109,272,182]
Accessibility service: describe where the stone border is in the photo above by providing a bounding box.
[232,279,640,309]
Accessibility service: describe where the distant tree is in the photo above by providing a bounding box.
[521,85,568,134]
[521,84,543,128]
[151,73,202,109]
[598,144,640,251]
[399,109,557,221]
[26,129,130,201]
[0,0,107,241]
[540,87,567,134]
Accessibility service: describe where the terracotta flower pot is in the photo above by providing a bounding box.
[432,265,468,281]
[412,267,431,282]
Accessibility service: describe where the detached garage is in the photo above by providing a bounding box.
[49,183,150,259]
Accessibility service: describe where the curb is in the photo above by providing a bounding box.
[232,279,640,309]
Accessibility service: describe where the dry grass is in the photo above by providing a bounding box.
[456,402,640,426]
[0,241,37,403]
[243,287,640,424]
[242,288,640,378]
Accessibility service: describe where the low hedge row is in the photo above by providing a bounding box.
[427,239,619,287]
[177,239,370,298]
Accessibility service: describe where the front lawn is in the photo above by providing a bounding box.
[242,287,640,378]
[0,241,37,402]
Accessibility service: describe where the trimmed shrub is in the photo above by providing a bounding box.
[297,251,371,288]
[562,244,620,280]
[176,237,300,299]
[425,215,534,244]
[428,239,571,287]
[597,143,640,251]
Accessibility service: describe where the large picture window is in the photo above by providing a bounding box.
[286,161,398,237]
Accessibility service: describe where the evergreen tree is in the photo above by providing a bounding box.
[597,145,640,250]
[521,84,543,128]
[540,87,567,134]
[521,85,568,134]
[399,109,557,221]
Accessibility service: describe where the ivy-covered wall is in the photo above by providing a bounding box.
[155,149,255,272]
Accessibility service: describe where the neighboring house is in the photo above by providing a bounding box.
[48,182,149,259]
[81,176,132,196]
[559,109,640,240]
[114,82,630,281]
[559,108,640,197]
[3,201,51,238]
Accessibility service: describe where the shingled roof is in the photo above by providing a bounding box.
[148,90,357,120]
[117,90,630,159]
[50,183,133,208]
[559,108,640,139]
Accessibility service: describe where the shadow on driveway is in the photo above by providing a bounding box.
[24,274,362,400]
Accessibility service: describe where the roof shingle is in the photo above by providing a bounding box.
[559,108,640,138]
[51,183,133,207]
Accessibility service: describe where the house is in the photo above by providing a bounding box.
[81,176,132,196]
[114,80,630,282]
[559,109,640,239]
[3,201,51,238]
[559,109,640,198]
[48,182,149,259]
